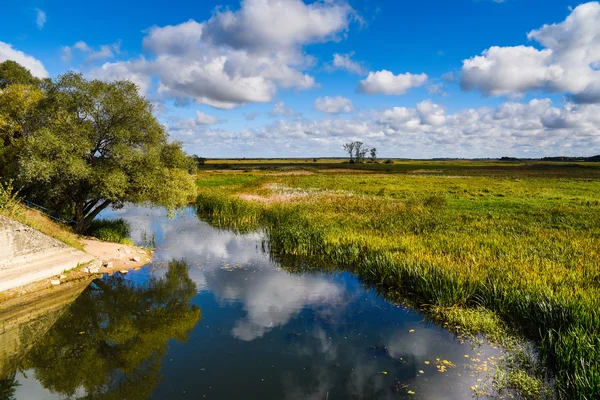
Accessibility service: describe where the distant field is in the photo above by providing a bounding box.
[201,159,600,178]
[195,161,600,399]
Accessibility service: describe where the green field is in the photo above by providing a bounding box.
[194,161,600,399]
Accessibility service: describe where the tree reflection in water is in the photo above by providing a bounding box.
[19,259,201,400]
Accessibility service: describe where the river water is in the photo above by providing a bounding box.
[6,206,502,399]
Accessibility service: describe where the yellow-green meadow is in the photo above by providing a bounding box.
[195,161,600,399]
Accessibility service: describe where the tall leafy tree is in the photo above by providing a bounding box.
[15,72,195,232]
[0,83,44,177]
[0,61,40,89]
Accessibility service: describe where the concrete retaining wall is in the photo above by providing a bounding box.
[0,216,95,292]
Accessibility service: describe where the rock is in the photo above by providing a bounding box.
[59,274,66,279]
[106,261,114,269]
[82,267,90,273]
[131,256,141,262]
[137,250,146,254]
[50,279,61,285]
[89,266,100,273]
[119,270,128,274]
[125,249,131,254]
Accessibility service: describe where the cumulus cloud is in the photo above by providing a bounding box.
[195,110,221,125]
[88,59,152,95]
[0,42,48,78]
[270,101,296,117]
[427,83,448,96]
[314,96,355,113]
[460,2,600,102]
[92,0,360,109]
[357,70,428,95]
[172,97,600,158]
[64,40,121,64]
[35,9,46,29]
[330,52,367,75]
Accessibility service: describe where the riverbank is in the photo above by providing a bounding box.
[194,162,600,399]
[0,203,152,300]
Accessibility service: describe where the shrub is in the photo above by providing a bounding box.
[86,218,132,244]
[384,159,394,164]
[0,181,20,216]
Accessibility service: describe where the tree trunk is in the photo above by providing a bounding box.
[73,199,111,234]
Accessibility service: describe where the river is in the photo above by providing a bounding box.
[4,206,502,399]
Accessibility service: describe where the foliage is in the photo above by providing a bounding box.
[0,181,83,249]
[370,148,377,162]
[342,141,369,163]
[0,60,40,89]
[0,65,196,233]
[192,154,207,168]
[0,181,19,215]
[20,259,201,400]
[86,218,132,244]
[194,165,600,399]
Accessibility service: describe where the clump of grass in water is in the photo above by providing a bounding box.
[86,218,133,245]
[194,169,600,399]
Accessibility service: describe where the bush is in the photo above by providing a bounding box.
[0,181,20,216]
[384,159,394,164]
[86,218,132,244]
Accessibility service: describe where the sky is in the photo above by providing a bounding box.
[1,0,600,158]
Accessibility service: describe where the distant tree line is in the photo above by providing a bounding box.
[0,60,201,233]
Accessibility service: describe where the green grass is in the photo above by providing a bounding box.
[1,182,83,250]
[86,218,133,245]
[194,163,600,399]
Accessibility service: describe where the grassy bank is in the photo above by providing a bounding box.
[194,163,600,399]
[0,184,83,250]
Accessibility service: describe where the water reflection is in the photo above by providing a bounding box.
[15,260,200,400]
[8,206,501,399]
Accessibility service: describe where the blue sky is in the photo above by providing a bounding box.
[1,0,600,158]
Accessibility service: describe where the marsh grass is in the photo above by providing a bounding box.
[195,166,600,399]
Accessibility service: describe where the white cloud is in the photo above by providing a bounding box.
[270,101,296,117]
[331,53,366,75]
[35,9,46,29]
[0,42,48,78]
[60,46,72,63]
[65,40,121,64]
[88,59,152,95]
[195,110,220,125]
[357,70,428,95]
[172,97,600,159]
[427,83,448,96]
[314,96,355,113]
[441,71,456,83]
[460,2,600,103]
[93,0,359,109]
